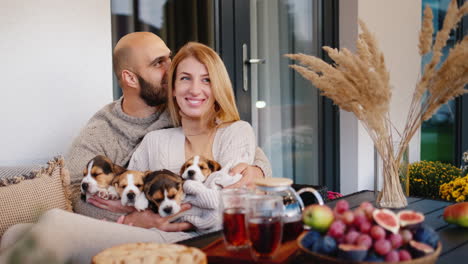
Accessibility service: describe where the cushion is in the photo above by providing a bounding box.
[0,164,42,185]
[0,157,72,238]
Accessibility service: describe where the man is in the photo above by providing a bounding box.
[66,32,271,231]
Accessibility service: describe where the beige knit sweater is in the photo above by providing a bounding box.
[66,98,272,220]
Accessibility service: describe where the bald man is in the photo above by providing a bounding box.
[65,32,272,230]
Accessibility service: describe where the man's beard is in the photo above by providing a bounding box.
[137,74,167,107]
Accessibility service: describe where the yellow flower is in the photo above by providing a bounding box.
[456,195,465,202]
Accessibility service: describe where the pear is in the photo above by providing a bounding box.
[443,202,468,227]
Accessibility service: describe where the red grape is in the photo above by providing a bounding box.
[344,230,360,244]
[353,208,366,219]
[359,201,375,219]
[327,220,346,239]
[355,234,372,249]
[370,225,386,240]
[341,210,355,226]
[353,214,367,227]
[359,221,372,233]
[398,249,412,261]
[334,200,349,215]
[385,250,400,262]
[374,239,392,256]
[399,229,413,244]
[388,233,403,249]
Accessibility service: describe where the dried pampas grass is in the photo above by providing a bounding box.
[286,0,468,208]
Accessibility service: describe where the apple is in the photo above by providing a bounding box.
[303,204,334,233]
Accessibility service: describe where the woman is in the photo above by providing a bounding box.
[129,42,255,176]
[128,42,256,230]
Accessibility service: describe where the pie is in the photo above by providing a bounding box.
[92,242,207,264]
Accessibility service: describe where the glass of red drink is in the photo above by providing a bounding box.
[220,188,251,250]
[246,194,284,261]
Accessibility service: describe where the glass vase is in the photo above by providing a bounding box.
[376,142,408,208]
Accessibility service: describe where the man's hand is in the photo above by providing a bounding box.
[87,196,136,214]
[226,163,264,189]
[118,203,194,232]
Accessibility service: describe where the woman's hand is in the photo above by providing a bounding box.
[118,203,194,232]
[226,163,264,189]
[87,196,136,214]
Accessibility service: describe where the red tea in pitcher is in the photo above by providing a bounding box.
[223,208,248,248]
[282,217,304,242]
[247,217,282,257]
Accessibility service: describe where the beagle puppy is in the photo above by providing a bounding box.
[143,169,185,217]
[179,155,221,182]
[81,155,125,202]
[180,155,242,189]
[113,170,149,211]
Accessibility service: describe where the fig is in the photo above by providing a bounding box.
[303,204,334,232]
[414,225,439,249]
[409,240,434,258]
[364,251,385,262]
[373,209,399,234]
[301,231,321,249]
[337,244,368,261]
[443,202,468,227]
[310,235,337,255]
[397,210,424,229]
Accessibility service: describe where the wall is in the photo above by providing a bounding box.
[340,0,422,195]
[0,0,112,165]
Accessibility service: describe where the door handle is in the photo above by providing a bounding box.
[242,44,266,92]
[247,59,266,64]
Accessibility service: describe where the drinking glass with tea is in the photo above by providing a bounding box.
[246,194,284,261]
[220,188,251,250]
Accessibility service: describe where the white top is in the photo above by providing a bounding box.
[128,120,256,174]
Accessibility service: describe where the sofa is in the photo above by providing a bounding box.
[0,157,202,263]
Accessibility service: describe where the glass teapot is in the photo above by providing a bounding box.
[254,177,324,241]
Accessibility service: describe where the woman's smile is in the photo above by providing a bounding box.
[185,97,206,107]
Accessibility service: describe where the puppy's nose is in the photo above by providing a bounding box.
[81,183,88,191]
[127,192,135,200]
[188,170,195,179]
[163,206,173,215]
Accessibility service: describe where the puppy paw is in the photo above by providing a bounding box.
[108,187,119,200]
[232,173,243,183]
[183,180,206,194]
[97,190,109,200]
[108,193,119,200]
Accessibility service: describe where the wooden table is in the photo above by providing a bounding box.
[178,190,468,263]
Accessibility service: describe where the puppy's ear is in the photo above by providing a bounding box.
[111,176,120,188]
[112,164,126,176]
[144,171,158,185]
[179,164,188,176]
[143,170,152,179]
[207,160,222,172]
[148,201,159,214]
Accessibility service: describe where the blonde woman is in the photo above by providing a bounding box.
[128,42,258,230]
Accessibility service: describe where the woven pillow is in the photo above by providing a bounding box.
[0,157,72,238]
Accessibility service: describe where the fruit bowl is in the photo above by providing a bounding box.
[297,233,442,264]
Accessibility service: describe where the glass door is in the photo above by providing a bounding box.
[249,0,322,184]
